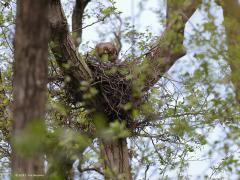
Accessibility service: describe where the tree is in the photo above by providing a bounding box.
[48,0,201,178]
[0,0,239,179]
[218,0,240,103]
[11,0,49,178]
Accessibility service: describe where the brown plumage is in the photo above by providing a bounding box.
[95,42,118,62]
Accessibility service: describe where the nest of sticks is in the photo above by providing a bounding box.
[86,57,135,120]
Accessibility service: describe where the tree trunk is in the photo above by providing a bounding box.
[101,138,132,180]
[219,0,240,104]
[12,0,49,178]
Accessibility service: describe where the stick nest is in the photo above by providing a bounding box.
[86,57,135,121]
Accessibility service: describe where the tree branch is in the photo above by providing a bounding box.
[72,0,91,49]
[140,0,201,92]
[79,167,104,176]
[49,0,92,102]
[0,68,9,140]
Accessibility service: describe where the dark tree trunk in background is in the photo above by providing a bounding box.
[12,0,49,178]
[101,138,132,180]
[219,0,240,104]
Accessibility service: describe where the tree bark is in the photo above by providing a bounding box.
[219,0,240,103]
[72,0,91,48]
[49,0,92,80]
[140,0,201,92]
[101,138,132,180]
[49,0,92,103]
[12,0,49,178]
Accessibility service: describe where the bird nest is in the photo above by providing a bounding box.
[86,57,135,120]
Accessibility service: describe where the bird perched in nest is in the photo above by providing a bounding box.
[95,42,118,63]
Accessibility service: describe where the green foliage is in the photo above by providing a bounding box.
[12,120,47,157]
[46,128,91,179]
[1,0,240,179]
[93,113,130,140]
[80,81,98,99]
[101,6,116,16]
[104,121,130,139]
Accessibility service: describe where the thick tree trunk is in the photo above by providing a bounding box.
[101,138,132,180]
[219,0,240,103]
[12,0,49,178]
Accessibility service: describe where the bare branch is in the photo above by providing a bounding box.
[0,26,13,53]
[80,167,104,176]
[80,14,108,30]
[113,15,123,57]
[72,0,91,49]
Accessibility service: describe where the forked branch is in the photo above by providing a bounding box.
[141,0,201,91]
